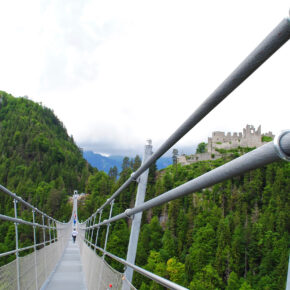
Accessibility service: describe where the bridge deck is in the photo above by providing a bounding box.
[43,240,87,290]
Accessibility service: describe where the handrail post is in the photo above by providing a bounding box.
[98,200,114,290]
[53,221,56,243]
[90,214,96,245]
[88,216,93,243]
[87,214,96,288]
[32,210,38,290]
[103,199,114,256]
[85,219,88,242]
[48,218,51,244]
[94,210,103,252]
[42,215,47,279]
[14,198,20,290]
[122,140,153,289]
[86,217,92,245]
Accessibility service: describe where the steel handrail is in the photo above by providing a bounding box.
[84,16,290,223]
[85,131,290,229]
[0,184,61,223]
[0,214,56,229]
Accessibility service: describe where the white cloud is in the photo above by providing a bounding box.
[0,0,289,156]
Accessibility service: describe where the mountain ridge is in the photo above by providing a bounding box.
[83,150,172,173]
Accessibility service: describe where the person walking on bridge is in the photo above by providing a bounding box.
[72,228,78,243]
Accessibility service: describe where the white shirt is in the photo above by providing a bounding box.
[72,230,78,237]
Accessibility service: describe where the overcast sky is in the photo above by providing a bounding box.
[0,1,289,157]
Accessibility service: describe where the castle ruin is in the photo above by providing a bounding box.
[178,125,274,165]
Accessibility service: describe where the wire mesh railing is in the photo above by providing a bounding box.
[78,236,136,290]
[0,185,72,290]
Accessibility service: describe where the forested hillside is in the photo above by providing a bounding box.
[0,90,288,289]
[0,91,94,264]
[79,153,290,290]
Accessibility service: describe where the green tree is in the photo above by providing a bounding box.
[145,251,166,290]
[226,271,241,290]
[190,264,223,290]
[148,216,163,250]
[196,142,207,154]
[166,258,186,286]
[186,223,217,277]
[122,157,130,171]
[133,155,142,171]
[239,281,253,290]
[161,229,176,261]
[108,166,118,180]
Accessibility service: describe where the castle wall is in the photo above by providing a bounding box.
[177,152,222,165]
[178,155,189,166]
[179,125,275,165]
[209,124,263,153]
[263,131,275,139]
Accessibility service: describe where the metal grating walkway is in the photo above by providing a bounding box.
[43,240,87,290]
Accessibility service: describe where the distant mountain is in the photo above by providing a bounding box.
[83,151,172,173]
[156,156,172,170]
[83,152,123,173]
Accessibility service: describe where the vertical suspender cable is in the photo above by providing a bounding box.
[90,215,96,245]
[98,201,114,290]
[103,200,114,256]
[94,210,103,253]
[52,220,56,243]
[48,219,51,244]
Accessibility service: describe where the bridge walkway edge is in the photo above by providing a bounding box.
[41,240,87,290]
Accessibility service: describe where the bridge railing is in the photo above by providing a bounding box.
[86,17,290,216]
[0,185,71,290]
[78,229,137,290]
[80,15,290,290]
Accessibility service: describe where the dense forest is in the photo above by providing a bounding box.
[0,91,289,289]
[0,91,95,265]
[79,150,290,290]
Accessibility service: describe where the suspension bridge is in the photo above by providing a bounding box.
[1,14,290,290]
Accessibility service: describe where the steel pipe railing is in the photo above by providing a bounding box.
[86,131,290,229]
[78,15,290,288]
[0,184,60,223]
[84,16,290,222]
[0,214,56,229]
[78,133,290,289]
[81,14,290,290]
